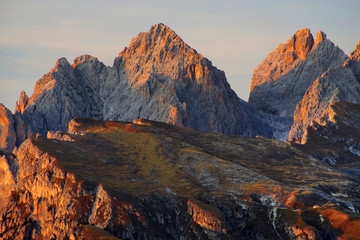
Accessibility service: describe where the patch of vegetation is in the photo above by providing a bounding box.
[33,121,205,199]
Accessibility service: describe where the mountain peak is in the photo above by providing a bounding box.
[350,40,360,61]
[116,23,201,87]
[249,28,314,91]
[290,28,314,60]
[149,22,167,32]
[314,30,327,48]
[15,91,29,114]
[249,28,347,140]
[53,57,70,72]
[72,54,98,68]
[119,23,190,57]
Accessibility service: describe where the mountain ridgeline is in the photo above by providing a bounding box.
[1,24,360,239]
[0,23,271,151]
[1,24,360,150]
[249,28,360,142]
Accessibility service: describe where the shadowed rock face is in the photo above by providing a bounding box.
[1,118,360,239]
[294,101,360,173]
[289,41,360,142]
[0,23,272,151]
[249,28,347,140]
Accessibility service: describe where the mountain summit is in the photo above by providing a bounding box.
[289,40,360,142]
[116,23,199,87]
[249,28,347,139]
[250,28,315,91]
[0,23,272,151]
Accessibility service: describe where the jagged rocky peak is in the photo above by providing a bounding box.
[52,57,71,72]
[15,91,29,114]
[288,28,314,60]
[289,41,360,142]
[28,57,71,105]
[250,28,317,91]
[0,23,272,151]
[120,23,195,57]
[351,40,360,59]
[314,30,327,48]
[71,54,99,68]
[250,28,331,92]
[116,23,204,87]
[248,28,347,140]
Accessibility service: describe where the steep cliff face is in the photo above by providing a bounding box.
[0,23,272,151]
[1,119,360,239]
[289,41,360,142]
[249,29,347,140]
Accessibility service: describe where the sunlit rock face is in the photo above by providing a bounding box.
[1,118,360,239]
[0,104,16,151]
[250,28,314,91]
[249,28,347,140]
[0,23,272,151]
[289,41,360,142]
[294,101,360,171]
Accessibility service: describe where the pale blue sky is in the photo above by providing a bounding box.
[1,0,359,111]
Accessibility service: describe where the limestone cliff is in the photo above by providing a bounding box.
[249,29,347,139]
[0,23,272,151]
[1,118,360,239]
[289,41,360,142]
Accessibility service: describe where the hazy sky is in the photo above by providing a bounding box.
[1,0,359,111]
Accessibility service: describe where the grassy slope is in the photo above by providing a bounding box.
[31,118,360,239]
[33,118,351,198]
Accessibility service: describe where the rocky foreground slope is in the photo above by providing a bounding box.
[0,23,271,151]
[1,114,360,239]
[249,28,348,140]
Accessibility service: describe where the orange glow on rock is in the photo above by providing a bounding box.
[291,225,316,240]
[320,208,360,239]
[187,199,226,234]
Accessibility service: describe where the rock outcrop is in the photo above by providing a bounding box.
[0,104,16,151]
[249,28,347,139]
[293,101,360,180]
[0,23,272,150]
[1,118,360,239]
[289,41,360,142]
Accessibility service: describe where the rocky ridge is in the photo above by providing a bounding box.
[249,28,347,140]
[0,23,271,151]
[294,101,360,174]
[289,41,360,142]
[1,118,360,239]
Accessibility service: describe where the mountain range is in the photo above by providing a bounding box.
[0,23,271,152]
[1,23,360,239]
